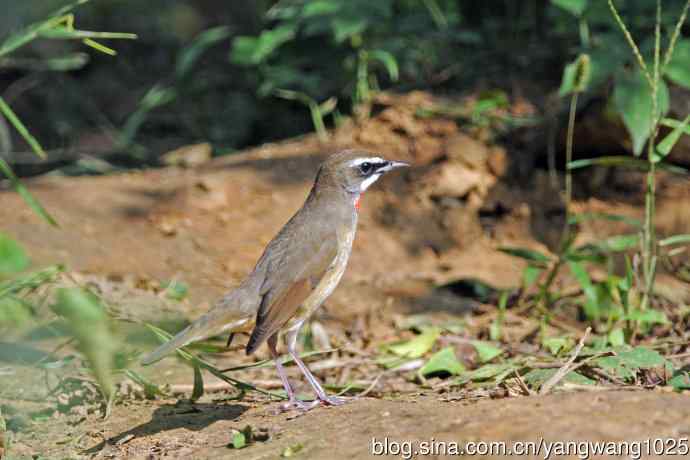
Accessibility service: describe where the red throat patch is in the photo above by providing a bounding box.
[354,196,361,211]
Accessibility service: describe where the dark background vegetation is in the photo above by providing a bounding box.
[2,0,688,172]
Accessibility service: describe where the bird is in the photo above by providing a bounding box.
[141,150,409,410]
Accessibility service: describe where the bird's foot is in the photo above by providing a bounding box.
[318,394,349,406]
[279,398,319,412]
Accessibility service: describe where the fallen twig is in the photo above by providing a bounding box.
[539,327,591,395]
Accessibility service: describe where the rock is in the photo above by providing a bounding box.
[487,146,509,177]
[445,133,489,169]
[412,136,444,165]
[422,163,484,198]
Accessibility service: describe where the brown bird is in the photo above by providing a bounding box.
[142,150,408,410]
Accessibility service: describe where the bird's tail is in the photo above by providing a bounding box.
[141,293,256,365]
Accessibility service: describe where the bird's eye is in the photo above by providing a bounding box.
[359,162,373,175]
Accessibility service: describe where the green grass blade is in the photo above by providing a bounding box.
[655,115,690,161]
[0,97,46,159]
[0,159,58,227]
[659,234,690,247]
[568,156,688,174]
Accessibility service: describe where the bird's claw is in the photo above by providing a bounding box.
[280,399,320,412]
[318,395,349,406]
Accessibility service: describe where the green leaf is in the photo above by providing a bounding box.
[523,368,594,389]
[191,364,204,401]
[542,336,572,355]
[230,24,296,66]
[659,234,690,247]
[608,328,625,347]
[385,327,440,358]
[664,39,690,90]
[0,159,58,227]
[588,234,640,253]
[614,71,670,156]
[368,50,399,82]
[331,17,368,43]
[471,341,503,363]
[499,247,551,264]
[455,363,516,384]
[232,430,247,449]
[0,295,33,327]
[551,0,588,16]
[660,118,690,136]
[50,288,116,400]
[625,309,669,325]
[176,26,231,78]
[567,260,599,319]
[162,280,188,301]
[302,0,341,17]
[419,347,464,377]
[668,371,690,390]
[594,347,666,380]
[568,155,687,174]
[0,232,29,274]
[522,265,543,287]
[655,115,690,162]
[558,54,590,96]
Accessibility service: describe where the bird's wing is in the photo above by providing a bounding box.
[245,233,337,354]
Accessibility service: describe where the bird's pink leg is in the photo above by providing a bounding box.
[268,334,318,412]
[285,328,348,406]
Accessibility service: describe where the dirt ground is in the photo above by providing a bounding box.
[3,103,690,458]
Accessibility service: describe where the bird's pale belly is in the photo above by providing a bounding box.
[285,224,356,332]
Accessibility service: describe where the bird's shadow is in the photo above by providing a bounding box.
[83,401,249,455]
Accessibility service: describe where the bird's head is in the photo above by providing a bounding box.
[316,150,409,196]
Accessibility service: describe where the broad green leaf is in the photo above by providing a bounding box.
[664,39,690,90]
[613,71,670,156]
[50,288,116,400]
[523,368,594,389]
[659,234,690,247]
[551,0,588,16]
[542,336,572,355]
[455,363,516,383]
[0,232,29,274]
[668,371,690,390]
[386,327,440,358]
[594,347,666,380]
[588,234,640,253]
[232,430,247,449]
[368,50,399,82]
[625,309,669,325]
[608,328,625,347]
[302,0,341,17]
[0,159,58,227]
[176,26,231,78]
[654,115,690,162]
[192,364,204,401]
[499,247,551,264]
[419,347,464,377]
[471,341,503,363]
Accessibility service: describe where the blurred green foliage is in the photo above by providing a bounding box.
[2,0,689,166]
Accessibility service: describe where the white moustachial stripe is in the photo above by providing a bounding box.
[359,173,382,192]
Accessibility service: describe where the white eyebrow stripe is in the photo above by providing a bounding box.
[348,157,386,167]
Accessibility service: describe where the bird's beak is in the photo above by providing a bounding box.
[379,160,410,173]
